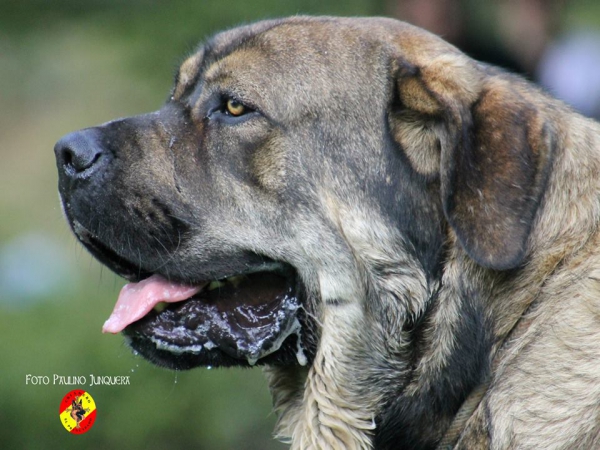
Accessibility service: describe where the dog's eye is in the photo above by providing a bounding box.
[206,96,256,122]
[225,98,247,117]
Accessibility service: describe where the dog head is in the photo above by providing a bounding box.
[54,16,554,397]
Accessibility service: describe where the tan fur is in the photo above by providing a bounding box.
[173,52,203,100]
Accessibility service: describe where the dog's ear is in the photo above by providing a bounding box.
[441,80,555,270]
[390,57,555,270]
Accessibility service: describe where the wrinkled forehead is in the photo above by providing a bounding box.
[171,18,389,110]
[173,19,284,96]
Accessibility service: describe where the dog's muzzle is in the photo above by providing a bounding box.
[54,116,314,370]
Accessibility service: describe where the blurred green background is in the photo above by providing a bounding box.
[1,1,599,449]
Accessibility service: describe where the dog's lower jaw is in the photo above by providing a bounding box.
[268,304,377,450]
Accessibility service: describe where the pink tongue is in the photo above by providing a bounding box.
[102,274,205,334]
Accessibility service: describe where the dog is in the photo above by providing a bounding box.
[54,16,600,449]
[67,397,89,429]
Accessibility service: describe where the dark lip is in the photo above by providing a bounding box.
[70,219,152,282]
[125,331,306,369]
[70,218,283,283]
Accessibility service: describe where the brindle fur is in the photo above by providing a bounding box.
[55,17,600,449]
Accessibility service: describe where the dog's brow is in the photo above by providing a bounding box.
[203,61,229,84]
[175,19,308,101]
[202,19,284,63]
[173,51,204,100]
[172,34,258,101]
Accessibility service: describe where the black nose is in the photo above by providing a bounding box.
[54,129,104,179]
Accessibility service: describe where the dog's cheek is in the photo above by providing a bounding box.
[250,135,289,192]
[203,118,274,185]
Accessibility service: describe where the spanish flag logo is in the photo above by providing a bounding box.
[59,390,97,434]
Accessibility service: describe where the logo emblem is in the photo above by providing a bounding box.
[59,390,96,434]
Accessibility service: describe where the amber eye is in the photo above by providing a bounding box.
[225,98,246,116]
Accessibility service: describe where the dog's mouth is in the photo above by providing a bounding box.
[109,271,308,369]
[70,220,310,370]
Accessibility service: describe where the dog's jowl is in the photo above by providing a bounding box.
[55,17,600,449]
